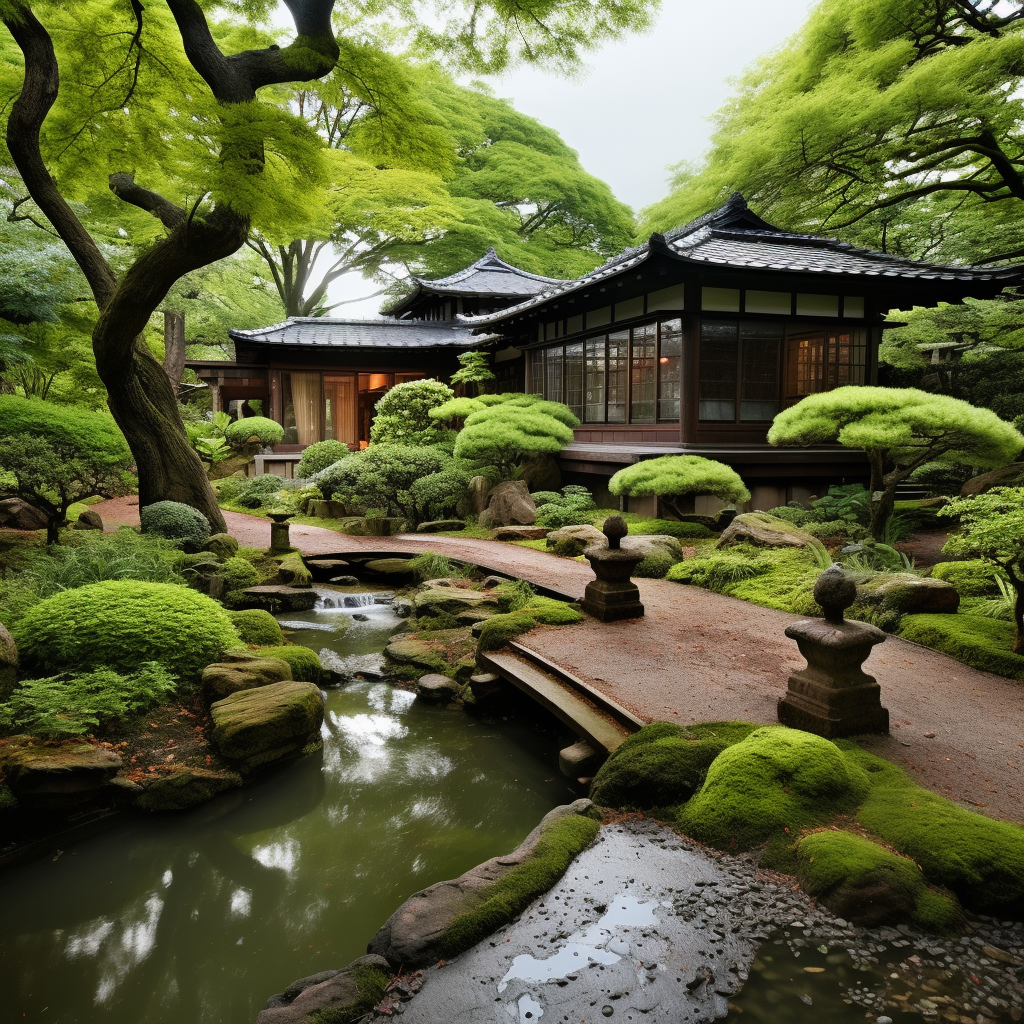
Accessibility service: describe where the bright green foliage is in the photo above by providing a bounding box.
[296,440,351,478]
[677,727,871,867]
[370,379,456,448]
[534,485,597,528]
[609,456,750,521]
[898,613,1024,678]
[455,398,578,479]
[930,560,1007,597]
[634,551,676,579]
[407,469,472,523]
[140,501,212,554]
[849,745,1024,917]
[222,416,284,450]
[0,662,177,740]
[257,645,326,686]
[408,551,473,583]
[476,598,582,650]
[599,513,714,540]
[220,556,261,599]
[666,549,769,591]
[641,0,1024,264]
[796,830,963,933]
[430,396,486,425]
[437,814,600,960]
[225,474,296,510]
[590,725,728,810]
[941,488,1024,650]
[0,395,134,543]
[526,596,583,625]
[450,350,495,394]
[769,388,1024,540]
[227,609,284,646]
[12,580,240,681]
[494,578,537,612]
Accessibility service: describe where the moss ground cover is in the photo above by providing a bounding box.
[228,609,284,646]
[589,722,1024,929]
[257,645,327,685]
[897,614,1024,678]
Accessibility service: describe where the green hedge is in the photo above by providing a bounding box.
[898,613,1024,678]
[12,580,239,681]
[929,559,1006,597]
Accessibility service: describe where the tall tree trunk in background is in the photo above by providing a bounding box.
[163,311,186,396]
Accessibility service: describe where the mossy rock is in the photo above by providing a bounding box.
[413,586,499,617]
[796,830,963,932]
[718,512,818,549]
[257,645,327,686]
[220,556,261,595]
[897,613,1024,678]
[677,726,870,867]
[257,955,392,1024]
[210,680,324,772]
[361,558,416,582]
[929,559,1007,598]
[526,597,583,626]
[384,636,453,676]
[476,610,540,652]
[204,533,239,560]
[857,573,960,615]
[202,655,293,702]
[276,551,312,588]
[136,767,243,812]
[227,609,285,646]
[590,723,727,810]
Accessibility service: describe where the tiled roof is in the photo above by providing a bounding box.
[382,249,568,315]
[462,193,1024,328]
[228,317,485,349]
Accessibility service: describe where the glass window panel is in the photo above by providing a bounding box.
[658,319,682,422]
[647,285,686,312]
[630,324,656,422]
[587,306,611,329]
[607,331,629,423]
[528,349,544,394]
[787,330,826,397]
[796,293,840,317]
[699,321,738,421]
[702,287,740,312]
[739,322,782,421]
[324,374,357,445]
[544,346,564,403]
[843,296,865,318]
[615,295,644,321]
[281,371,323,444]
[585,337,606,422]
[567,314,584,335]
[745,290,790,315]
[564,342,584,420]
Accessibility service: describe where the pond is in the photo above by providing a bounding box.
[0,588,579,1024]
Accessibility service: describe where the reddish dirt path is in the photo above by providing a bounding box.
[93,496,1024,822]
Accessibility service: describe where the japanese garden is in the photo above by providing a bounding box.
[2,1,1024,1023]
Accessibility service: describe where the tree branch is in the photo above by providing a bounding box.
[109,172,187,229]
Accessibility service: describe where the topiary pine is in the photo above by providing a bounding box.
[141,500,212,553]
[370,379,456,448]
[609,455,750,521]
[222,416,285,450]
[296,440,351,478]
[12,580,240,681]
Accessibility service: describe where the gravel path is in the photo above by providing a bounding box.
[93,497,1024,822]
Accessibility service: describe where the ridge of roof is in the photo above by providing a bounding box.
[415,247,569,288]
[229,316,468,341]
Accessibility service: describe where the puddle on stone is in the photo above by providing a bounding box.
[499,894,659,992]
[517,993,544,1022]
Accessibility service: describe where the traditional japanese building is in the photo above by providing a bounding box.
[189,194,1022,502]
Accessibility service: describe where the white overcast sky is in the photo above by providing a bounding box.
[274,0,816,316]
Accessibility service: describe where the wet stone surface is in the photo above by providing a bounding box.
[375,819,1024,1024]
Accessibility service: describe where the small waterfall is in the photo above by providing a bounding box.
[314,590,393,611]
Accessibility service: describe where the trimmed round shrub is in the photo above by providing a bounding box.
[258,645,325,685]
[296,441,351,478]
[12,580,240,680]
[220,556,260,594]
[223,416,284,449]
[227,609,284,646]
[371,378,457,448]
[634,551,675,579]
[141,500,211,553]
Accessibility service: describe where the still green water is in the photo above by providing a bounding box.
[0,592,578,1023]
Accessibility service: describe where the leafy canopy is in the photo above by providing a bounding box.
[609,455,751,520]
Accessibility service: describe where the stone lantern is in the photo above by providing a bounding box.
[580,515,645,622]
[778,564,889,738]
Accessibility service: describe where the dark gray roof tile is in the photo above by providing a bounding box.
[229,317,486,350]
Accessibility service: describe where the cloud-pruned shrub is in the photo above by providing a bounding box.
[141,500,211,552]
[609,455,750,520]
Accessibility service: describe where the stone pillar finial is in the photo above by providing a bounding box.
[603,514,628,550]
[813,563,857,624]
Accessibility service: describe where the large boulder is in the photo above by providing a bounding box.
[361,558,416,582]
[303,558,353,582]
[0,622,16,701]
[546,523,607,556]
[72,508,103,531]
[413,585,500,618]
[492,525,550,541]
[383,636,452,676]
[961,463,1024,498]
[275,553,312,588]
[718,512,818,549]
[1,737,121,800]
[859,573,961,615]
[416,520,466,534]
[256,955,392,1024]
[479,480,537,528]
[237,585,318,613]
[0,497,48,531]
[210,681,324,773]
[202,655,294,703]
[368,799,596,969]
[468,475,490,515]
[204,533,239,560]
[136,767,243,812]
[621,534,685,563]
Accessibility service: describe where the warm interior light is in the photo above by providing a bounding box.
[659,356,670,364]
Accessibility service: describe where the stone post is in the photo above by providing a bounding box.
[778,564,889,738]
[268,511,293,554]
[580,515,645,621]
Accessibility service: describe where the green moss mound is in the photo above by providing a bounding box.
[257,645,325,685]
[228,609,284,646]
[437,815,600,960]
[845,745,1024,917]
[12,580,239,681]
[477,610,539,651]
[677,727,870,866]
[223,416,284,448]
[221,556,261,595]
[140,501,211,553]
[526,597,583,626]
[930,560,1006,597]
[634,551,676,579]
[590,724,727,809]
[898,613,1024,678]
[796,830,963,932]
[306,963,392,1024]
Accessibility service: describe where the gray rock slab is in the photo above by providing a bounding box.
[388,819,801,1024]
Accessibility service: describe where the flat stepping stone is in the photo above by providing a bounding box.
[238,585,318,612]
[416,520,466,533]
[1,738,121,796]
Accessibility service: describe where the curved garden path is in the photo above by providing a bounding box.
[96,496,1024,822]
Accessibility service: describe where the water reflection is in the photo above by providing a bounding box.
[0,600,578,1024]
